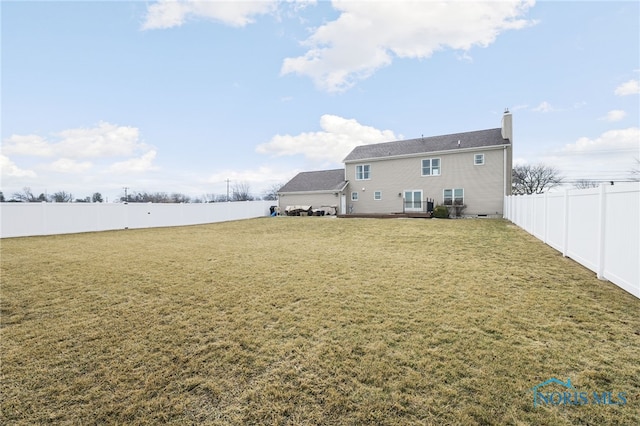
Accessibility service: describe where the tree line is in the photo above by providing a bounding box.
[1,182,282,203]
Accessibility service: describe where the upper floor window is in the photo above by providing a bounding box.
[422,158,441,176]
[356,164,371,180]
[474,154,485,165]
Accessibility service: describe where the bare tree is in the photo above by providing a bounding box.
[120,191,193,203]
[573,179,599,189]
[232,182,253,201]
[262,183,284,201]
[512,164,563,194]
[12,187,47,202]
[92,192,103,203]
[52,191,73,202]
[199,193,218,203]
[170,193,191,203]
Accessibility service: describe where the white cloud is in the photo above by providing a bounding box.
[107,150,158,174]
[54,122,143,158]
[541,127,640,182]
[2,134,54,156]
[256,114,398,163]
[532,101,554,113]
[281,0,536,92]
[562,127,639,154]
[531,101,586,114]
[1,122,159,197]
[0,155,37,178]
[47,158,93,174]
[599,110,626,122]
[142,0,278,30]
[513,157,529,166]
[2,122,147,159]
[205,165,297,190]
[614,79,640,96]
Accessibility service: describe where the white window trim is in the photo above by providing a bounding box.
[351,192,359,201]
[443,188,464,206]
[374,191,382,200]
[355,164,371,180]
[404,189,423,212]
[474,153,485,166]
[421,158,441,176]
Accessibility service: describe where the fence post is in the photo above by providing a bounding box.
[41,202,48,236]
[543,192,548,244]
[596,184,607,280]
[562,189,569,257]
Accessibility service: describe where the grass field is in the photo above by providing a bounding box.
[1,217,639,425]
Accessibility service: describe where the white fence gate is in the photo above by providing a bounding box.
[0,200,274,238]
[505,182,639,299]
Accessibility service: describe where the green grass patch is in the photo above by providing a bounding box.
[1,218,639,425]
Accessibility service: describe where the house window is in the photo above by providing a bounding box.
[443,188,464,205]
[474,154,485,165]
[356,164,371,180]
[421,158,441,176]
[374,191,382,200]
[351,192,359,201]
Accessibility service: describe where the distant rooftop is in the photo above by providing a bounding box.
[343,128,510,162]
[278,169,348,193]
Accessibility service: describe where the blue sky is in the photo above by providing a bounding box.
[2,0,639,202]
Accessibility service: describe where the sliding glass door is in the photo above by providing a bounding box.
[404,190,423,212]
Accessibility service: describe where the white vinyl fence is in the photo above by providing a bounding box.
[0,200,274,239]
[505,182,640,299]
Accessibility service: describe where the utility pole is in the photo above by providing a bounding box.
[123,187,129,203]
[226,179,230,202]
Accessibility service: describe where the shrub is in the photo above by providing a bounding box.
[433,205,449,218]
[453,204,467,218]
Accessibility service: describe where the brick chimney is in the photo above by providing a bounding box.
[501,109,513,142]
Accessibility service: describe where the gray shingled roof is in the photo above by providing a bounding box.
[343,128,509,162]
[278,169,347,193]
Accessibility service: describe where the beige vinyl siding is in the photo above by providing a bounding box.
[345,146,507,216]
[445,148,505,215]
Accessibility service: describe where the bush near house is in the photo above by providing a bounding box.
[433,204,449,218]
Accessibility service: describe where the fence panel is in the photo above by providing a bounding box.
[566,188,600,271]
[505,183,639,299]
[0,200,273,238]
[603,185,640,297]
[544,192,566,252]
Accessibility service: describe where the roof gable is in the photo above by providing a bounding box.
[343,128,509,162]
[278,169,347,193]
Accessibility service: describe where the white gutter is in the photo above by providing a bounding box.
[344,144,511,164]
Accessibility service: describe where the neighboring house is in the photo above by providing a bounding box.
[279,111,513,217]
[277,169,348,214]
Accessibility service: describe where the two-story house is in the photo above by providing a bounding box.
[278,111,513,217]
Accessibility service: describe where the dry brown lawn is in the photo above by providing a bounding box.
[1,217,639,425]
